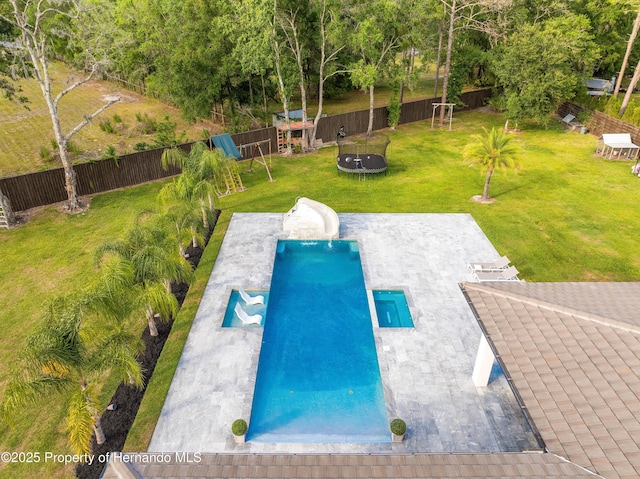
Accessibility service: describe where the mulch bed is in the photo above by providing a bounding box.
[76,211,219,479]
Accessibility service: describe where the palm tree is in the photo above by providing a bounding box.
[159,203,205,257]
[463,127,521,203]
[161,142,233,227]
[94,220,193,336]
[0,291,144,456]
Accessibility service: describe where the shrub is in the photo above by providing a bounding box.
[135,112,158,134]
[231,419,248,436]
[134,142,150,151]
[390,418,406,436]
[67,141,81,157]
[603,96,622,117]
[39,145,53,163]
[101,145,119,166]
[387,81,401,130]
[99,118,115,134]
[112,113,123,124]
[152,116,186,148]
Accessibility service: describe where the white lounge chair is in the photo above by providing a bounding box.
[468,255,511,272]
[238,286,264,305]
[473,265,520,282]
[234,303,262,325]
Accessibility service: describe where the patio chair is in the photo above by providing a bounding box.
[473,265,520,282]
[238,285,265,305]
[234,303,262,325]
[467,255,511,272]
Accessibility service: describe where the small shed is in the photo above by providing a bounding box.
[596,134,640,160]
[586,78,614,96]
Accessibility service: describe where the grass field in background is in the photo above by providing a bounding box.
[0,63,221,177]
[2,108,639,477]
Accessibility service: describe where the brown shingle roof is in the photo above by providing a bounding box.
[106,281,640,478]
[462,282,640,479]
[103,452,594,478]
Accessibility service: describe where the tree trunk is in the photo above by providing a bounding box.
[310,1,330,149]
[94,415,106,445]
[434,20,444,97]
[147,309,159,337]
[287,13,309,152]
[261,74,268,116]
[201,202,208,229]
[399,50,406,104]
[41,80,81,211]
[440,0,456,126]
[615,7,640,97]
[367,85,375,137]
[310,71,325,148]
[620,58,640,117]
[272,7,292,156]
[482,169,493,201]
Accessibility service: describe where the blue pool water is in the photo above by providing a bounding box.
[373,290,414,328]
[247,240,389,443]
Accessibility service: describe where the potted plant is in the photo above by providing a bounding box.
[231,419,248,444]
[390,418,406,442]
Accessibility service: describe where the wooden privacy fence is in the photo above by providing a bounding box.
[1,89,491,212]
[0,145,187,212]
[558,101,640,145]
[314,88,491,141]
[587,111,640,143]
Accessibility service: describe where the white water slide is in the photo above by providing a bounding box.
[282,197,339,240]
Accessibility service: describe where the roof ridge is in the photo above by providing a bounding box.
[462,282,640,335]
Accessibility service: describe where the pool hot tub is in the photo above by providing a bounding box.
[373,290,414,328]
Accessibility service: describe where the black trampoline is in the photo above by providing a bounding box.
[336,132,390,177]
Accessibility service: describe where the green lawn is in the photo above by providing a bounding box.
[1,109,639,477]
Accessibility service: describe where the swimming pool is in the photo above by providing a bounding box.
[247,240,389,443]
[373,290,414,328]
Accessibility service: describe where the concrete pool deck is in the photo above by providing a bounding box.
[149,213,540,454]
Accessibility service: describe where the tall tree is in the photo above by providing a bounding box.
[309,0,346,148]
[1,0,119,212]
[231,0,275,117]
[348,0,400,136]
[439,0,457,125]
[615,6,640,97]
[437,0,509,124]
[491,14,598,126]
[270,0,297,155]
[463,126,521,203]
[276,3,312,151]
[619,58,640,117]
